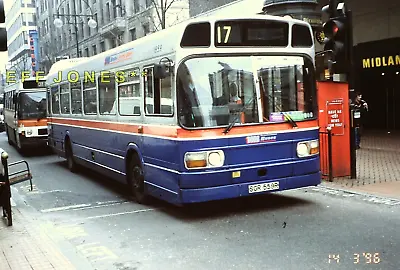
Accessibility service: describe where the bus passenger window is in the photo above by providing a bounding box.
[118,68,141,115]
[71,82,82,114]
[144,67,173,116]
[51,86,60,114]
[60,84,70,114]
[99,73,116,115]
[83,79,97,115]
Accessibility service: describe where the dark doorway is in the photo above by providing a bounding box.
[354,38,400,131]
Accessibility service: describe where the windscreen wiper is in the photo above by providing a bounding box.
[282,112,298,128]
[223,94,256,134]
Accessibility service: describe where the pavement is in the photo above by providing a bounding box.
[0,186,94,270]
[322,130,400,200]
[0,205,76,269]
[1,129,400,269]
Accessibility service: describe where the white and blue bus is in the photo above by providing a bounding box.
[46,14,320,205]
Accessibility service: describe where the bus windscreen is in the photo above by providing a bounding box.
[215,20,289,47]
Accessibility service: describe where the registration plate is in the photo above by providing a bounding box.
[248,182,279,194]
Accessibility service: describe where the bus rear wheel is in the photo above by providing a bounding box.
[127,157,148,204]
[65,140,77,172]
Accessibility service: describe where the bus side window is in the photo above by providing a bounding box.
[83,79,97,115]
[98,73,116,115]
[51,86,60,114]
[143,67,173,116]
[60,83,70,114]
[71,81,82,114]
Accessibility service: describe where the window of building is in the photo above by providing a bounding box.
[100,41,105,52]
[71,81,82,114]
[118,68,141,115]
[92,45,97,55]
[85,47,89,56]
[98,72,116,115]
[130,28,136,41]
[143,67,173,115]
[83,78,97,114]
[105,3,110,23]
[145,0,152,8]
[143,23,150,36]
[134,0,139,13]
[111,0,116,18]
[60,83,70,114]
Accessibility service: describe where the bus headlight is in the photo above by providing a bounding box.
[296,140,319,157]
[184,150,225,169]
[26,129,33,136]
[208,151,224,167]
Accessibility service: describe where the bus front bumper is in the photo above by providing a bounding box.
[179,172,321,204]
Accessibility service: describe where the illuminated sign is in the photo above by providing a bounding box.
[105,49,134,65]
[214,20,289,47]
[362,55,400,68]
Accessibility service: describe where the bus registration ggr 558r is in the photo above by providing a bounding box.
[248,182,280,194]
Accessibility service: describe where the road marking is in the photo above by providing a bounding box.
[41,203,92,213]
[77,242,118,262]
[86,208,157,220]
[40,200,129,213]
[70,201,130,211]
[55,224,88,239]
[29,189,72,195]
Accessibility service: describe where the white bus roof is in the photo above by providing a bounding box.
[46,14,314,84]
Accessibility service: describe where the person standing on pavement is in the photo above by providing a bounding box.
[351,92,368,149]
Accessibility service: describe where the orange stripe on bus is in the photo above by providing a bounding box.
[18,119,48,127]
[48,118,318,139]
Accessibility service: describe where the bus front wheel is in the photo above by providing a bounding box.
[127,157,148,204]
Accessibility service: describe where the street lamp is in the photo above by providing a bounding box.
[53,0,97,58]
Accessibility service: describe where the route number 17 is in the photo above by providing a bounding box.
[217,26,231,44]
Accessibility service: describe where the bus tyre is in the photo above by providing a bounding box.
[128,159,148,204]
[65,141,77,173]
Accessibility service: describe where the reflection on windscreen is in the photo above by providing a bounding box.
[19,91,47,119]
[177,56,316,128]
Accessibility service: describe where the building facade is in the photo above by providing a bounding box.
[35,0,190,74]
[5,0,38,79]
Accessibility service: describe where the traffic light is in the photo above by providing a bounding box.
[322,0,349,74]
[0,0,7,52]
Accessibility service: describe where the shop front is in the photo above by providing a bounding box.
[354,37,400,131]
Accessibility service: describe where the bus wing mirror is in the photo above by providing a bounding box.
[153,64,172,79]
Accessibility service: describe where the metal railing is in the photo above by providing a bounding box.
[319,127,333,182]
[0,148,33,226]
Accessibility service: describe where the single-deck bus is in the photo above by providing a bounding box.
[3,77,48,151]
[46,14,320,205]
